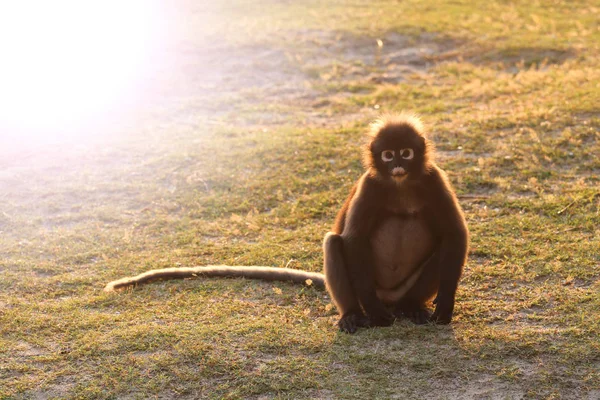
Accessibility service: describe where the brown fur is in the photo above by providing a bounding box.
[324,114,469,333]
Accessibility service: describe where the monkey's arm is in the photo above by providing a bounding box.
[426,168,469,323]
[332,184,358,234]
[340,176,394,326]
[104,266,325,291]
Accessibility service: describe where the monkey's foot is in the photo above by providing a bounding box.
[429,307,452,324]
[337,312,371,334]
[394,305,431,325]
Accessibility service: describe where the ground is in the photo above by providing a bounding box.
[1,1,599,399]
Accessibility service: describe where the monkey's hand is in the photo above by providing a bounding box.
[356,294,395,328]
[369,313,395,327]
[337,312,371,334]
[430,301,453,324]
[338,308,394,333]
[364,307,395,328]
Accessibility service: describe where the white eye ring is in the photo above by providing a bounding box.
[400,148,414,160]
[381,150,394,162]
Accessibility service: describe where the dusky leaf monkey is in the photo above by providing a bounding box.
[104,114,468,333]
[323,114,468,333]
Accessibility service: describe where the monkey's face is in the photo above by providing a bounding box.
[370,128,426,183]
[379,148,414,182]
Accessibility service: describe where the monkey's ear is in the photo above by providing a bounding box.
[419,133,427,149]
[361,141,376,170]
[421,134,436,169]
[362,118,386,170]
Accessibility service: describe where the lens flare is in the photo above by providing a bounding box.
[0,0,163,146]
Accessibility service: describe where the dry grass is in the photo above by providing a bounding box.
[1,1,599,399]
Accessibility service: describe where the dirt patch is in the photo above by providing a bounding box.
[295,31,458,83]
[143,30,461,127]
[19,377,76,400]
[493,47,577,72]
[426,374,526,400]
[15,341,48,357]
[176,31,455,89]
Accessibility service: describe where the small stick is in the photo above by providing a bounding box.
[557,199,578,215]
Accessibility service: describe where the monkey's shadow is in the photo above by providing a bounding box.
[330,320,466,387]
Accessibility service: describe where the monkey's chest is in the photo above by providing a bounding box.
[370,216,435,290]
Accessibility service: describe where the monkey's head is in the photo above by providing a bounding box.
[364,114,432,183]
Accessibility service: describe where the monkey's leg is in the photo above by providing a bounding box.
[394,250,442,325]
[323,232,370,333]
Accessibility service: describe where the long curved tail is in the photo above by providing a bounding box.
[104,265,326,291]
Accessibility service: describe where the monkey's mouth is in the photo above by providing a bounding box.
[391,167,407,177]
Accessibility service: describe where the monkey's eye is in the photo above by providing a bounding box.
[400,148,414,160]
[381,150,394,162]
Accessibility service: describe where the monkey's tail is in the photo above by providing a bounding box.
[104,265,326,292]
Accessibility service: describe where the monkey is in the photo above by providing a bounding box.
[104,114,468,334]
[323,114,468,333]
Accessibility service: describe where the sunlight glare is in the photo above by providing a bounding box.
[0,0,164,145]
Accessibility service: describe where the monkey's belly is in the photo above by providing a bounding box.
[370,216,435,301]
